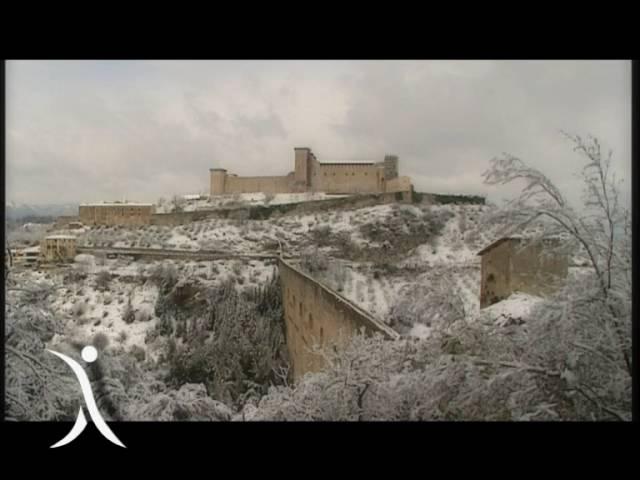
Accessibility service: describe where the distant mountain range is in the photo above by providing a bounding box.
[5,203,78,220]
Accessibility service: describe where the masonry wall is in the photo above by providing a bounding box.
[386,176,412,193]
[79,205,155,226]
[480,240,512,308]
[480,239,568,308]
[210,148,413,196]
[508,241,569,297]
[279,259,398,381]
[314,164,382,194]
[222,174,295,194]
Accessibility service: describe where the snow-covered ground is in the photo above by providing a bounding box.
[13,254,278,363]
[32,200,586,342]
[477,292,544,327]
[156,192,350,213]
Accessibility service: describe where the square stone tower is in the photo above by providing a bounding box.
[383,155,399,180]
[294,147,312,191]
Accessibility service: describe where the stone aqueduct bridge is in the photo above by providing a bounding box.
[77,246,399,380]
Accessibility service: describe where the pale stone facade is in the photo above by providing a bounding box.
[79,202,155,226]
[40,235,77,263]
[478,237,569,308]
[210,147,412,196]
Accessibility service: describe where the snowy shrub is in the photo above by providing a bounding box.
[149,262,179,292]
[92,332,110,351]
[95,270,111,290]
[130,345,146,362]
[135,310,151,323]
[123,300,135,325]
[310,225,331,243]
[248,332,564,421]
[299,247,329,274]
[64,269,87,283]
[231,261,242,276]
[73,301,87,317]
[5,288,79,421]
[129,383,233,421]
[521,276,631,420]
[167,275,288,408]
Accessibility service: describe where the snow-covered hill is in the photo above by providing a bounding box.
[34,200,585,342]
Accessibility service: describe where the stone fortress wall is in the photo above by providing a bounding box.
[278,258,399,380]
[210,147,413,196]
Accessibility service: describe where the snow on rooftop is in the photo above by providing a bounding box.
[46,235,77,240]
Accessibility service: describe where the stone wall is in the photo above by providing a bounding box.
[210,147,413,196]
[479,238,569,308]
[79,205,155,226]
[279,258,399,381]
[223,174,295,194]
[385,176,412,193]
[314,163,383,194]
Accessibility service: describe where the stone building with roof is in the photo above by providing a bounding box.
[40,235,77,263]
[477,236,569,308]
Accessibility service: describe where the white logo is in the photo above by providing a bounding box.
[47,346,126,448]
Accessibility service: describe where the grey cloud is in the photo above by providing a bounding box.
[233,109,287,139]
[5,60,630,208]
[334,60,631,205]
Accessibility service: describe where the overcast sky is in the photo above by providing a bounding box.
[6,60,631,207]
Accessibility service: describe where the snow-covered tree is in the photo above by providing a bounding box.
[5,284,80,420]
[482,132,631,419]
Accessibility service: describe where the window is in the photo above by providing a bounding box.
[299,302,303,316]
[308,313,313,328]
